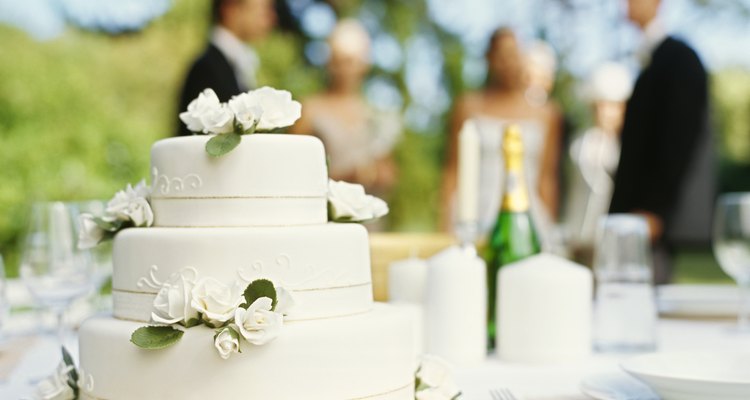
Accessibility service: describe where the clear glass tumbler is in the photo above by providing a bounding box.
[593,214,657,353]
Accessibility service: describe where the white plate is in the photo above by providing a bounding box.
[580,372,659,400]
[658,284,738,318]
[622,352,750,400]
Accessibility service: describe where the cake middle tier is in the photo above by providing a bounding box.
[112,223,373,322]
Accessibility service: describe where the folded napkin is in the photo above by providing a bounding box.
[580,372,659,400]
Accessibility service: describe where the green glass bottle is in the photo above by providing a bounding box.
[484,124,541,347]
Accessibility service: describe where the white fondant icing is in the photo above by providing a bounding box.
[150,196,327,227]
[79,305,415,400]
[112,224,373,322]
[149,135,328,227]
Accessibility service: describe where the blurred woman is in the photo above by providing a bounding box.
[441,28,561,248]
[292,19,401,198]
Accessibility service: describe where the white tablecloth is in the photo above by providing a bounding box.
[456,318,750,399]
[1,318,749,399]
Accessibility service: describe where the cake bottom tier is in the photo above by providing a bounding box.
[78,304,415,400]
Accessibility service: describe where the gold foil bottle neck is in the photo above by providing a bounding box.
[500,123,529,212]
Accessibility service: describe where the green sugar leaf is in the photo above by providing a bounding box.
[131,326,184,350]
[205,132,242,157]
[242,279,277,310]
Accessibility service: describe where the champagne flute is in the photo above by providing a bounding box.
[20,202,95,345]
[713,193,750,332]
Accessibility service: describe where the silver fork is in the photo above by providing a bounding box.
[489,388,519,400]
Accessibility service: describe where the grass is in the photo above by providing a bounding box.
[673,248,733,284]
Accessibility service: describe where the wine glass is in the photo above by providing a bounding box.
[68,200,112,304]
[713,193,750,332]
[20,202,95,345]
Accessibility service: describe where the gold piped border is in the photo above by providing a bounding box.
[112,281,372,295]
[81,381,413,400]
[113,308,374,324]
[152,222,325,228]
[151,195,326,200]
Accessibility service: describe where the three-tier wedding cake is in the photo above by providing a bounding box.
[75,100,415,398]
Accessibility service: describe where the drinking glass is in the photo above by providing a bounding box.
[20,202,95,344]
[713,193,750,332]
[593,214,657,353]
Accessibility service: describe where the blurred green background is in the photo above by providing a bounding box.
[1,0,749,282]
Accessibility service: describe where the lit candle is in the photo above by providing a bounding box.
[457,119,480,225]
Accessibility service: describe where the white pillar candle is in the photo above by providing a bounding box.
[388,257,429,304]
[424,246,487,366]
[388,257,429,355]
[457,119,480,224]
[497,253,593,363]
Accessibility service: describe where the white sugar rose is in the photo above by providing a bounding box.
[214,327,241,360]
[228,92,263,131]
[77,213,105,250]
[105,180,154,227]
[151,269,199,326]
[199,103,234,134]
[179,88,227,133]
[237,87,301,131]
[191,278,244,326]
[33,362,75,400]
[234,297,283,345]
[274,286,295,315]
[328,179,389,222]
[416,355,460,399]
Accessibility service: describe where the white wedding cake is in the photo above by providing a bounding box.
[76,133,416,399]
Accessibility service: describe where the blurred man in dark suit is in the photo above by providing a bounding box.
[176,0,276,135]
[610,0,711,283]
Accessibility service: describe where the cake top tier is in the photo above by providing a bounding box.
[149,134,328,227]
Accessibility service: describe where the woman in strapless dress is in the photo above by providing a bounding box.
[292,19,401,201]
[441,28,562,248]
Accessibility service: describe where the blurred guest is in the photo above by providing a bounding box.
[292,19,401,198]
[176,0,277,135]
[610,0,710,283]
[441,28,561,248]
[565,63,633,265]
[523,40,557,109]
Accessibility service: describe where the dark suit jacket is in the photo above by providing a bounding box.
[176,44,243,136]
[610,37,710,241]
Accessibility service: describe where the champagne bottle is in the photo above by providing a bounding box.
[485,124,541,346]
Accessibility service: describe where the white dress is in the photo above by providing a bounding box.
[472,116,554,250]
[311,107,401,183]
[564,127,620,247]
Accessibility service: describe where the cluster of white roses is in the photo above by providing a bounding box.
[327,179,389,222]
[78,180,153,249]
[144,269,293,360]
[33,362,76,400]
[415,356,461,400]
[179,87,302,135]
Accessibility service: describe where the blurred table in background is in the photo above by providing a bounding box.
[369,232,456,301]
